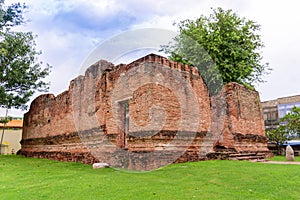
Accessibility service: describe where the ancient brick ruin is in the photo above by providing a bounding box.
[20,54,270,170]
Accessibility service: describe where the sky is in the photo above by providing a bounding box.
[3,0,300,117]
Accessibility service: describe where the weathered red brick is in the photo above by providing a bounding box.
[19,54,271,169]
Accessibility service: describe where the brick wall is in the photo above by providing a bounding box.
[214,83,269,152]
[20,54,270,169]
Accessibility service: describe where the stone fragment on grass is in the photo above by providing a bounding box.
[286,145,294,161]
[93,163,110,169]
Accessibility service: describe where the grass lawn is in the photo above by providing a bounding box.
[267,155,300,162]
[1,155,300,200]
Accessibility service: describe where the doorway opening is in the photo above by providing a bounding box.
[119,100,129,148]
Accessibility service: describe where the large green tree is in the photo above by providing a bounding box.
[0,0,51,153]
[161,7,270,94]
[0,1,51,110]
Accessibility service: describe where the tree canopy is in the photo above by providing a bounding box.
[266,126,289,147]
[161,7,270,94]
[267,106,300,144]
[0,0,51,110]
[280,106,300,136]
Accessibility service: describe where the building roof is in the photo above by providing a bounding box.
[278,95,300,105]
[0,119,23,128]
[261,99,278,108]
[262,94,300,107]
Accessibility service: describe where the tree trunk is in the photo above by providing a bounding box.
[0,108,9,154]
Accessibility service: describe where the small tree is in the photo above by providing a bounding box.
[266,127,289,155]
[281,106,300,136]
[0,1,51,154]
[161,7,271,94]
[266,106,300,155]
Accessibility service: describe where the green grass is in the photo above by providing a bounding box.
[267,155,300,162]
[1,155,300,200]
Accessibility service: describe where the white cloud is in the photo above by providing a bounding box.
[1,0,300,117]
